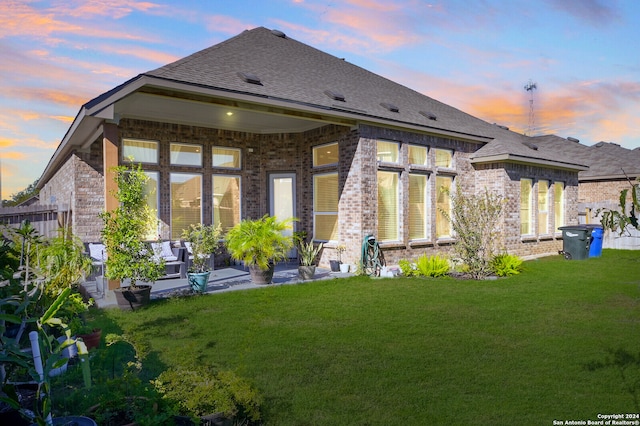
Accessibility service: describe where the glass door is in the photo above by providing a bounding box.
[269,173,296,258]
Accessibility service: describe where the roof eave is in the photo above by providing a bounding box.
[470,154,589,171]
[140,76,494,143]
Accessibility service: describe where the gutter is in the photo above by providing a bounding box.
[470,153,589,172]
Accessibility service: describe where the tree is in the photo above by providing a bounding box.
[4,179,40,206]
[439,185,505,279]
[99,163,163,287]
[598,178,640,236]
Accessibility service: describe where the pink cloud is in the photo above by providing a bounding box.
[52,0,165,19]
[204,15,256,35]
[0,1,156,42]
[96,44,180,65]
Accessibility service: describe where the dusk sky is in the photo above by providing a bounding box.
[1,0,639,201]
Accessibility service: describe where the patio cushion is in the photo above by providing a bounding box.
[88,243,106,262]
[152,241,178,262]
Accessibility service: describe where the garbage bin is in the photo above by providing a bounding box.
[586,224,604,257]
[558,225,590,260]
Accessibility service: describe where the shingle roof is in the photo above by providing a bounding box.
[144,27,509,141]
[532,135,640,180]
[143,27,592,169]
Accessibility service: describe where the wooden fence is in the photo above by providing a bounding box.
[0,204,67,238]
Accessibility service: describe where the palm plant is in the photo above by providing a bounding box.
[225,215,294,284]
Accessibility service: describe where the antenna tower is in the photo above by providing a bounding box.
[524,79,537,136]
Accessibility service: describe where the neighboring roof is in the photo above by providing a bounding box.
[532,135,640,180]
[39,26,589,187]
[469,129,589,170]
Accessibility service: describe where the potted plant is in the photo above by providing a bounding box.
[225,215,294,285]
[181,223,223,293]
[294,232,323,280]
[336,244,348,273]
[100,162,164,310]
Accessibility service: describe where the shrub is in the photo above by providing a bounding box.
[398,259,415,277]
[153,366,262,423]
[439,185,505,279]
[490,253,524,277]
[413,254,450,278]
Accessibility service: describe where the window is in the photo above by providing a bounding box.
[212,147,241,169]
[409,174,429,240]
[538,180,549,234]
[171,143,202,166]
[143,171,159,240]
[313,143,339,167]
[520,178,533,235]
[377,140,399,163]
[378,171,399,241]
[313,173,338,241]
[434,148,453,168]
[435,176,452,238]
[170,173,202,240]
[213,175,241,232]
[409,145,428,166]
[122,139,158,163]
[554,182,565,231]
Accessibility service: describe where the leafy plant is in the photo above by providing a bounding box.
[439,185,505,279]
[100,162,164,287]
[398,259,415,277]
[153,366,262,423]
[181,223,223,273]
[490,253,524,277]
[598,178,640,235]
[415,254,450,277]
[38,229,92,297]
[225,215,295,270]
[297,241,323,266]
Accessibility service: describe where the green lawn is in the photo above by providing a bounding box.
[94,249,640,425]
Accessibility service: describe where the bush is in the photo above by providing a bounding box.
[153,366,262,423]
[398,259,415,277]
[439,185,505,279]
[415,254,450,277]
[400,255,450,278]
[490,253,524,277]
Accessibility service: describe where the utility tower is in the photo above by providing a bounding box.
[524,80,537,136]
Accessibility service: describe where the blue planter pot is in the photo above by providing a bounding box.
[188,271,211,293]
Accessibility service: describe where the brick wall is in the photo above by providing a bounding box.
[40,117,585,267]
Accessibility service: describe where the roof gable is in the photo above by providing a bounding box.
[144,27,499,139]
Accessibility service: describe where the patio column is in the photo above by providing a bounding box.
[103,121,119,290]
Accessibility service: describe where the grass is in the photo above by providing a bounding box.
[90,249,640,425]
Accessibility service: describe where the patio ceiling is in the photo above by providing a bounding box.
[114,92,330,134]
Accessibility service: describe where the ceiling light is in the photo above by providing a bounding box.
[226,111,233,116]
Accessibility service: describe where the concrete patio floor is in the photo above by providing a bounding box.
[82,262,352,308]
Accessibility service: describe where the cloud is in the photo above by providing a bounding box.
[0,1,157,42]
[546,0,620,26]
[96,44,180,65]
[204,15,256,35]
[51,0,165,19]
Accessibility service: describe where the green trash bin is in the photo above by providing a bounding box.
[558,225,590,260]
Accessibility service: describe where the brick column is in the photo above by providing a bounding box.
[103,122,120,290]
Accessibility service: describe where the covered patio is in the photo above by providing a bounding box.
[81,263,346,308]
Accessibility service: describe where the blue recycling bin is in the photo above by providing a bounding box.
[587,225,604,257]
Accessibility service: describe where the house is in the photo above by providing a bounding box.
[533,136,640,249]
[35,26,594,288]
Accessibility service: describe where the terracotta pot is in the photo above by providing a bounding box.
[248,263,275,285]
[78,328,102,350]
[114,285,152,311]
